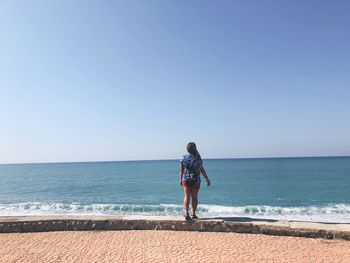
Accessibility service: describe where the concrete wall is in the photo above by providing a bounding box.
[1,218,350,240]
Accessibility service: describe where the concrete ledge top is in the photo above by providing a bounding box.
[1,215,350,240]
[1,215,350,231]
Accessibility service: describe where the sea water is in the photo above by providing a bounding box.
[1,157,350,223]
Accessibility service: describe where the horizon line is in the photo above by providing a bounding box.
[1,154,349,165]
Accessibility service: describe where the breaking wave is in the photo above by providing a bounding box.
[1,202,350,223]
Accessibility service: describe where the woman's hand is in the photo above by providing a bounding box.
[206,178,211,187]
[199,164,210,187]
[180,181,183,187]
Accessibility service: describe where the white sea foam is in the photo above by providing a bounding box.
[1,202,350,223]
[199,204,350,223]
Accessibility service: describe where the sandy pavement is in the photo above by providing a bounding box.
[1,230,349,263]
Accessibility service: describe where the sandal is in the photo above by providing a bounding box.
[185,214,191,221]
[192,214,198,220]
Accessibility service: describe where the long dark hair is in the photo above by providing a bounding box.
[186,142,202,162]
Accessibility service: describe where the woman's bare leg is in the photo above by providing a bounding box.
[191,187,199,217]
[184,186,192,216]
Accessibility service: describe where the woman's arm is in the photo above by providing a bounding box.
[199,164,211,186]
[180,162,184,186]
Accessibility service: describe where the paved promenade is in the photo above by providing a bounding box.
[1,216,350,262]
[1,230,350,263]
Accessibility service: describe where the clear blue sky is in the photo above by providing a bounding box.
[1,1,349,163]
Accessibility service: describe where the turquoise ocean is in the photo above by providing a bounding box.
[1,157,350,223]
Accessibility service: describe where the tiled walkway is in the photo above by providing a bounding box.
[1,230,350,263]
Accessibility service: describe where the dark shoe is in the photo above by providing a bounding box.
[192,214,198,220]
[185,214,191,221]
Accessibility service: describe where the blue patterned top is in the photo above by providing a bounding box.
[180,154,203,183]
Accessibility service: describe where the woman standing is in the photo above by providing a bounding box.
[180,142,211,220]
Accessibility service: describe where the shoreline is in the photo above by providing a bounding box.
[1,215,350,240]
